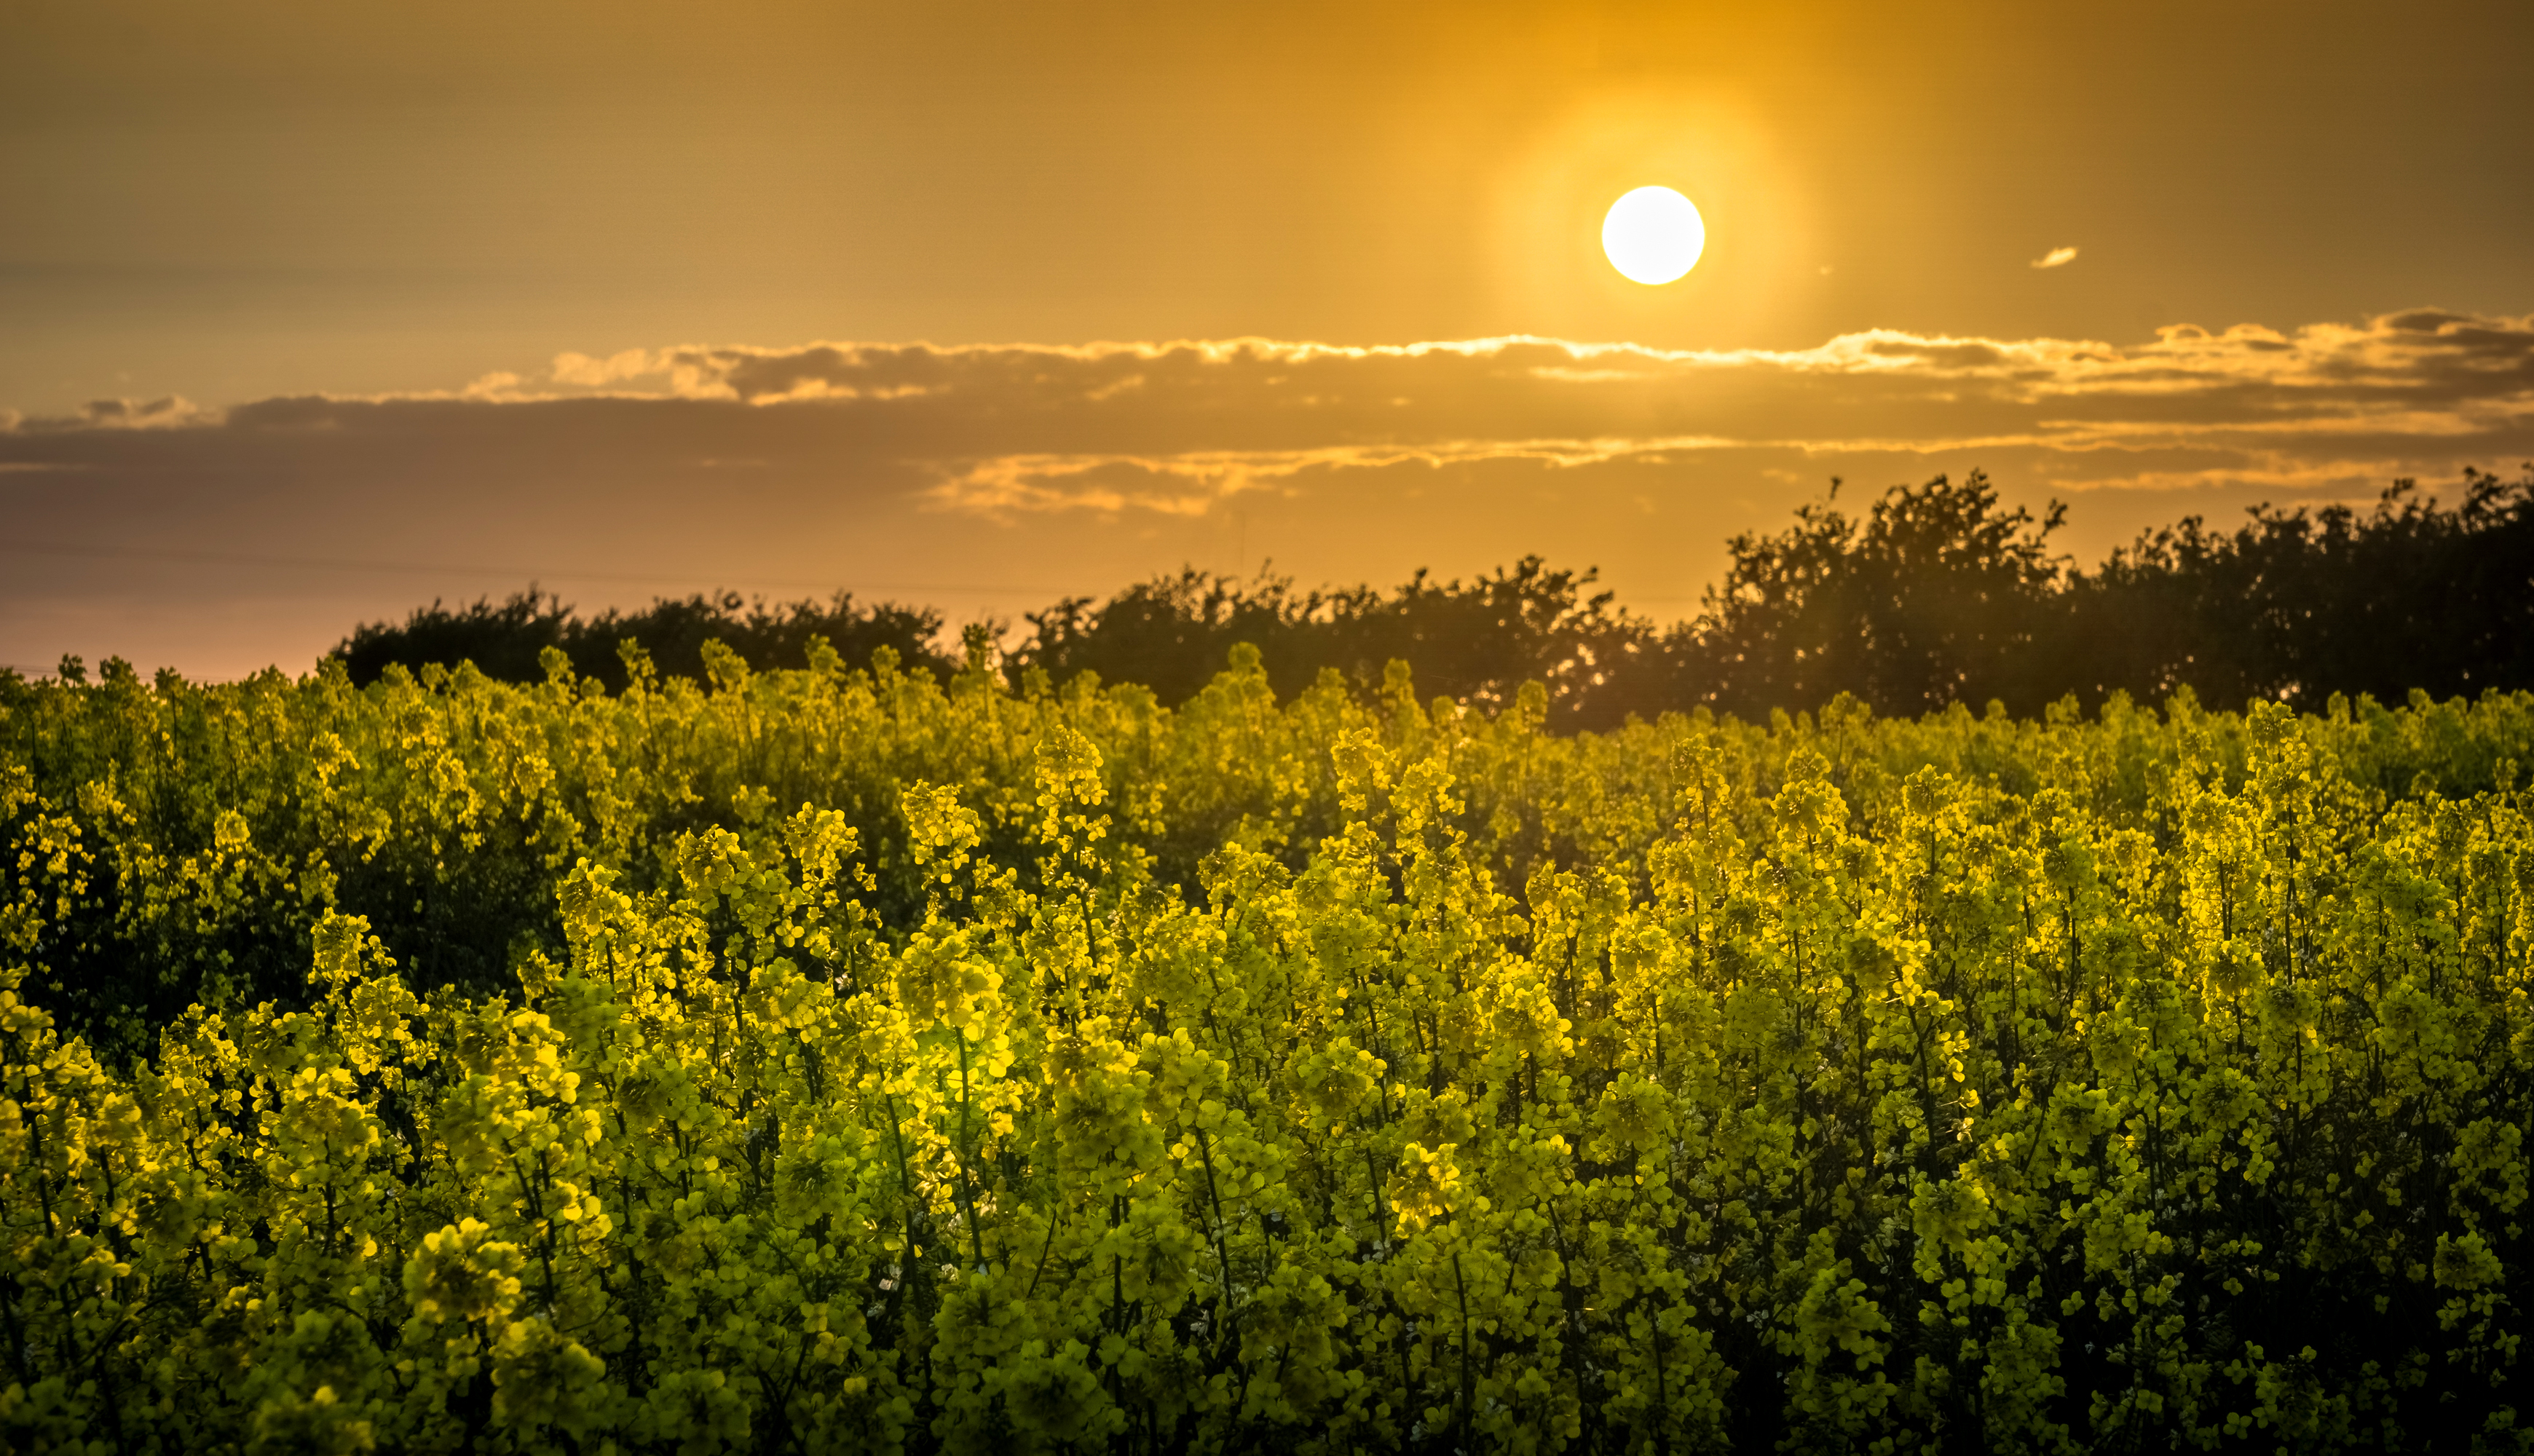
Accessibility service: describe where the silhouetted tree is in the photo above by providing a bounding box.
[334,587,960,690]
[1680,471,2070,718]
[328,463,2533,725]
[1330,559,1662,729]
[1008,558,1659,730]
[1011,570,1333,706]
[335,589,574,686]
[575,591,957,692]
[2065,467,2534,711]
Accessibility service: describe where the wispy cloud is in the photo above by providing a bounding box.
[5,309,2529,676]
[12,311,2528,511]
[2032,246,2080,269]
[11,395,218,431]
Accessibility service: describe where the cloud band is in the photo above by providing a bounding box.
[5,309,2527,676]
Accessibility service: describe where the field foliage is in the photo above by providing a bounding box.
[1,647,2530,1451]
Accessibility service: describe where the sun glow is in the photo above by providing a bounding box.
[1602,186,1706,285]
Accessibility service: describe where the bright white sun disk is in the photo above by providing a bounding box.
[1602,186,1705,285]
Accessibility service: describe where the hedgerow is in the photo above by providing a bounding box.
[1,646,2527,1450]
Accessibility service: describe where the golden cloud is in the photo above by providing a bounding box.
[4,309,2526,644]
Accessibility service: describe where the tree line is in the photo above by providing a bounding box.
[328,464,2533,728]
[331,587,952,697]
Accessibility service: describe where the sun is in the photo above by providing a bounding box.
[1602,186,1706,285]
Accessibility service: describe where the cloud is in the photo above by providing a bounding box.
[10,312,2528,510]
[2032,246,2080,269]
[5,309,2530,676]
[14,395,220,431]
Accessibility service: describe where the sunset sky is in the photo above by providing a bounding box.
[5,0,2530,678]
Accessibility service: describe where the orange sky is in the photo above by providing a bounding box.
[4,0,2530,678]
